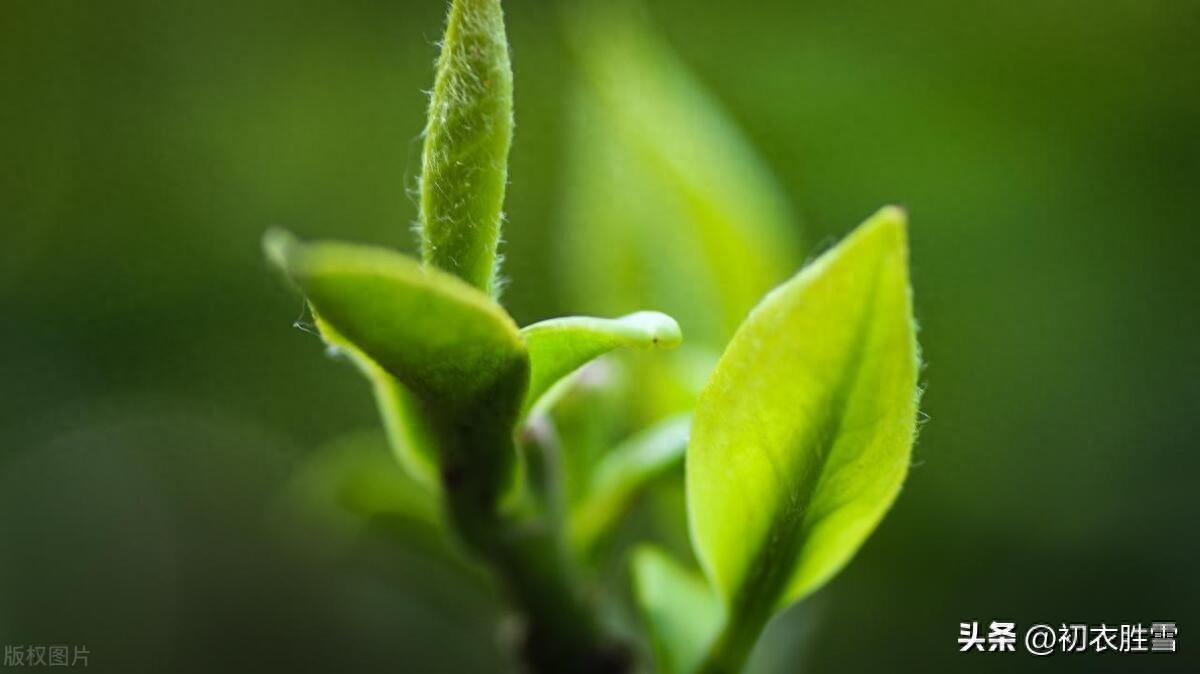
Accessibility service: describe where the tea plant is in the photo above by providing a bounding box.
[266,1,921,672]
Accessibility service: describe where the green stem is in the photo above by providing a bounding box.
[434,402,632,673]
[695,581,775,674]
[695,614,765,674]
[476,515,630,673]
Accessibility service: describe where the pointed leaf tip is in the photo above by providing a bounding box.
[861,204,908,247]
[263,228,299,273]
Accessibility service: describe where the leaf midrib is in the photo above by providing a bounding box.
[727,255,888,624]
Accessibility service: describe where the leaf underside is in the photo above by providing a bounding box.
[312,313,440,490]
[520,311,681,418]
[265,230,527,407]
[265,231,530,496]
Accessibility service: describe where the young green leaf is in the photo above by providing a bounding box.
[687,207,920,669]
[562,3,800,347]
[312,314,439,490]
[631,546,723,674]
[420,0,514,294]
[265,230,529,505]
[570,413,691,552]
[519,312,681,417]
[265,229,527,406]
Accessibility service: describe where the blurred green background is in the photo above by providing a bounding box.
[2,0,1197,672]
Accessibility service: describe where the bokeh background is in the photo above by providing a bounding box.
[2,0,1198,672]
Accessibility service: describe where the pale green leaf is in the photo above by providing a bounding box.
[562,3,800,347]
[687,207,920,639]
[631,546,723,674]
[420,0,514,294]
[570,413,690,552]
[519,311,681,417]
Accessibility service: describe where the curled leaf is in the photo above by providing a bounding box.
[519,311,681,417]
